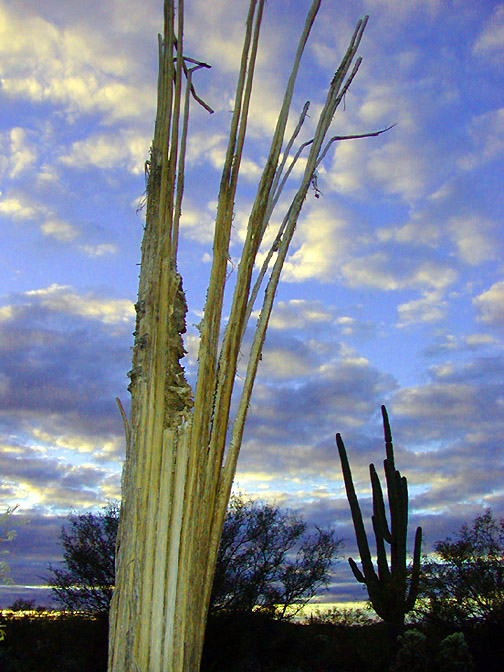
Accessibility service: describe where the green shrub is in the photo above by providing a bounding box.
[393,629,429,672]
[437,632,474,672]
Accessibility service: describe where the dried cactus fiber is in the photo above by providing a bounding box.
[336,405,422,633]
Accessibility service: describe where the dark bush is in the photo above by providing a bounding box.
[0,611,109,672]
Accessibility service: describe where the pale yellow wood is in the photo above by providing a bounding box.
[108,2,371,671]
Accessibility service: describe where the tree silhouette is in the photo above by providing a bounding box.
[210,495,341,619]
[48,498,340,619]
[420,509,504,627]
[48,504,118,613]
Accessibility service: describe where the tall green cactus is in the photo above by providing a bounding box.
[336,405,422,633]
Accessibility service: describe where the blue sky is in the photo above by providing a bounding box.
[0,0,503,607]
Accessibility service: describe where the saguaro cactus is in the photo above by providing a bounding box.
[336,405,422,634]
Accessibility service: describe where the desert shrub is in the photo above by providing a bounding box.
[0,612,108,672]
[437,632,474,672]
[393,629,429,672]
[308,605,374,627]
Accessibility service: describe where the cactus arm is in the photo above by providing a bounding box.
[370,463,392,582]
[348,557,366,583]
[405,525,423,612]
[381,405,394,464]
[394,474,408,581]
[371,463,392,543]
[382,406,400,572]
[336,433,377,584]
[381,406,407,580]
[372,514,391,583]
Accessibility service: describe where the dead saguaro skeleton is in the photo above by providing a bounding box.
[108,2,391,671]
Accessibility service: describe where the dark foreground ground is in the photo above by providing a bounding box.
[1,610,503,671]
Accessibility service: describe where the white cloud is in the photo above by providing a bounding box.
[41,218,79,243]
[357,81,408,128]
[281,205,360,282]
[185,0,252,74]
[79,243,117,258]
[448,215,496,266]
[178,201,216,244]
[341,253,458,291]
[393,382,476,421]
[0,190,117,254]
[59,130,150,175]
[458,108,504,171]
[376,218,441,247]
[0,191,39,219]
[0,4,154,123]
[423,332,499,357]
[367,139,428,201]
[265,299,334,331]
[260,346,313,379]
[324,130,429,202]
[465,333,497,348]
[397,290,446,327]
[186,131,227,166]
[473,5,504,58]
[473,280,504,327]
[325,140,367,195]
[7,127,36,177]
[24,284,134,325]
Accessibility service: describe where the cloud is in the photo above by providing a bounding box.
[342,253,458,291]
[2,510,63,587]
[473,5,504,59]
[58,130,150,175]
[448,215,496,266]
[422,332,498,357]
[185,0,254,74]
[0,191,40,220]
[0,188,120,254]
[178,200,219,245]
[473,280,504,327]
[281,205,364,283]
[393,382,476,426]
[0,285,133,480]
[40,219,79,243]
[79,243,118,258]
[367,139,429,202]
[0,440,112,511]
[376,218,441,248]
[20,285,134,325]
[378,211,498,268]
[458,108,504,171]
[0,0,503,611]
[263,299,335,331]
[244,346,397,469]
[0,3,155,124]
[0,127,37,178]
[391,354,504,445]
[397,290,446,327]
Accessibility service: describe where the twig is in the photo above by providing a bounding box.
[116,397,131,448]
[316,123,397,167]
[173,36,214,113]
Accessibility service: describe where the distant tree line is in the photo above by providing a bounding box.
[47,495,504,634]
[48,496,341,619]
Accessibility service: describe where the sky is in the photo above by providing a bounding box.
[0,0,503,608]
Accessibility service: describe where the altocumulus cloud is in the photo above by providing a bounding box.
[0,284,133,514]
